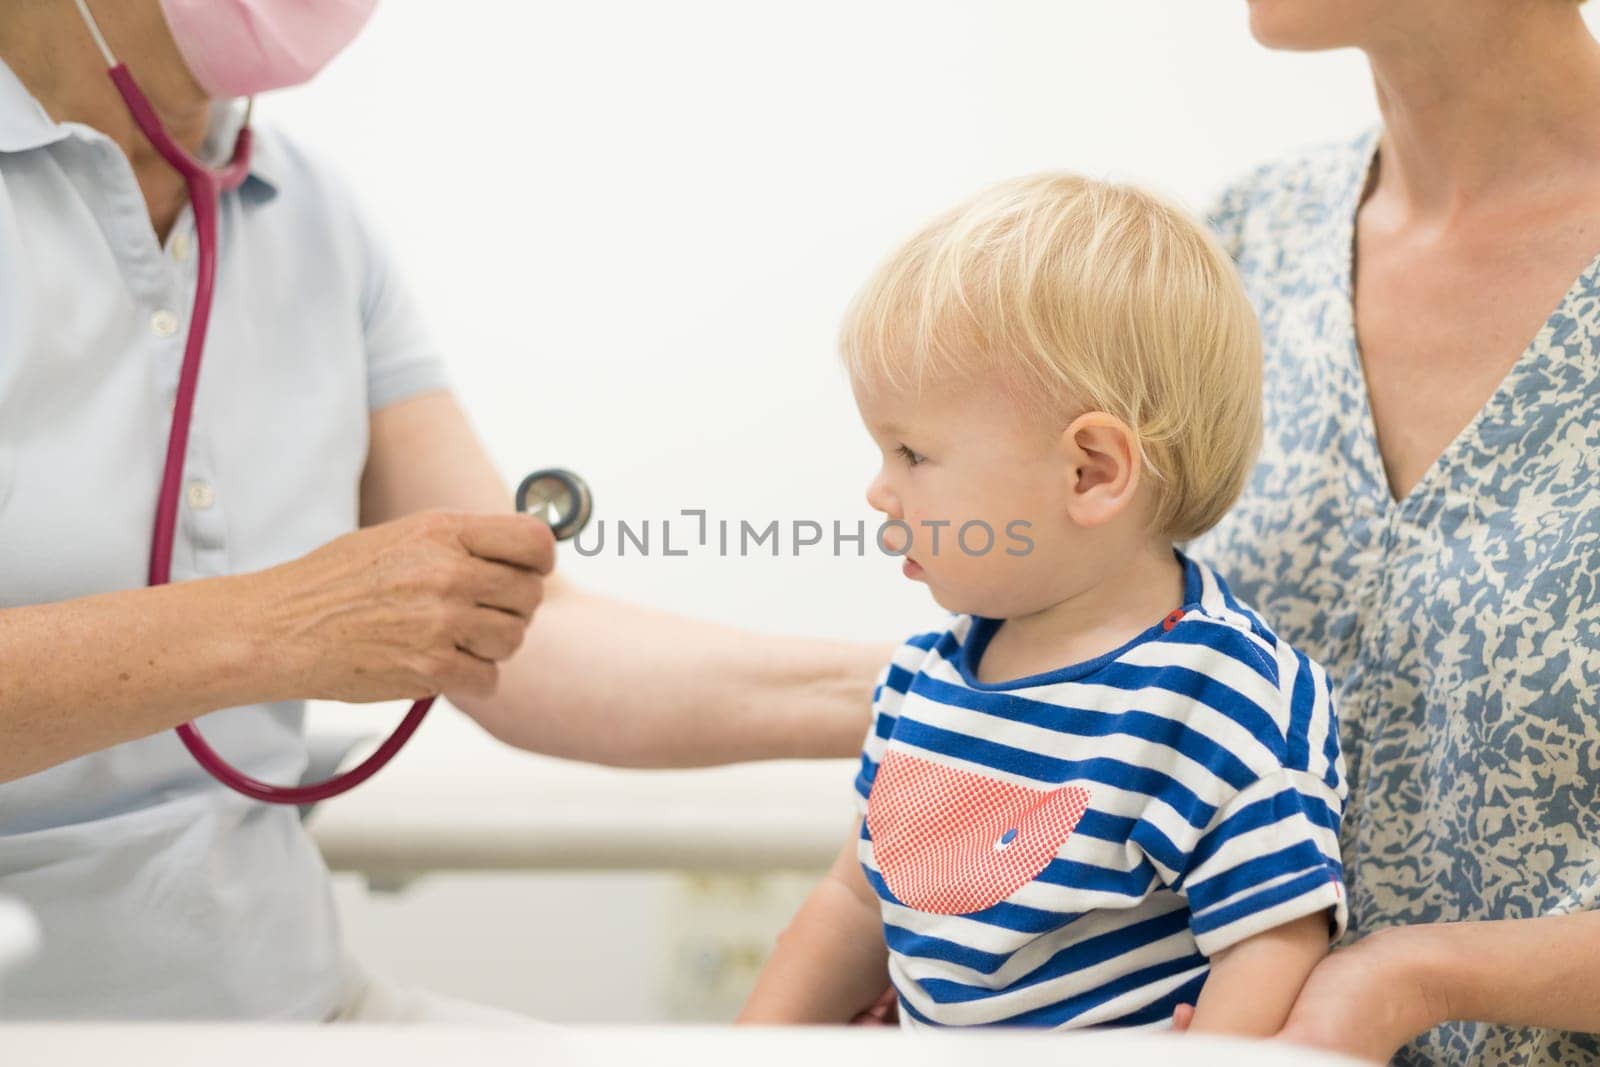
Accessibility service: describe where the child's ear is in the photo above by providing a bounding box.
[1059,412,1143,528]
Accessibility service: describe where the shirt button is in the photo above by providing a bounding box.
[151,309,179,338]
[170,232,193,261]
[186,480,215,510]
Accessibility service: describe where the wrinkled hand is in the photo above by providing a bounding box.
[1171,929,1443,1064]
[245,510,555,703]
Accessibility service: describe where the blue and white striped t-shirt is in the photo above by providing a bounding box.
[854,551,1349,1029]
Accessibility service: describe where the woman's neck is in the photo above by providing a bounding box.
[0,2,211,153]
[1363,8,1600,217]
[0,1,212,240]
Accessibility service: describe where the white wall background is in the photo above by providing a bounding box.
[268,0,1386,644]
[274,0,1593,1024]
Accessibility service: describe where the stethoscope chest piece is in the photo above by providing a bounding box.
[516,468,593,542]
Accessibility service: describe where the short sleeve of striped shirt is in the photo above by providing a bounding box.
[854,627,945,816]
[1165,632,1349,958]
[1174,766,1347,957]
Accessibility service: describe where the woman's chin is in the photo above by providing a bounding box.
[1246,1,1365,52]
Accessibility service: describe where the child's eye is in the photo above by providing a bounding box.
[896,444,926,466]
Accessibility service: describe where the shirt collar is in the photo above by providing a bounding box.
[0,56,66,153]
[1333,125,1383,226]
[0,56,280,198]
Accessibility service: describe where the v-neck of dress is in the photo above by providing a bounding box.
[1330,126,1600,516]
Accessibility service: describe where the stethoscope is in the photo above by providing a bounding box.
[76,1,593,806]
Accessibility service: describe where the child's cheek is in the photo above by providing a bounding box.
[896,504,929,557]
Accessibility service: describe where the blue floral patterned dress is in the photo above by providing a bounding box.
[1191,126,1600,1067]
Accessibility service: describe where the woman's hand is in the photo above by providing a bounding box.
[1172,927,1448,1063]
[242,510,556,704]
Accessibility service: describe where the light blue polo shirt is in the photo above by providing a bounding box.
[0,58,452,1019]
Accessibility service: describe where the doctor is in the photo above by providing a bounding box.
[0,0,882,1021]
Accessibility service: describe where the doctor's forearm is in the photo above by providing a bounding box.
[0,576,271,783]
[357,390,886,766]
[454,581,887,767]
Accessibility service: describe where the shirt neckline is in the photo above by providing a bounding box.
[0,56,280,196]
[1333,125,1600,515]
[954,548,1205,691]
[0,56,67,153]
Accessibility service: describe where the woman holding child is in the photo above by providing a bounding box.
[749,2,1600,1065]
[1190,2,1600,1064]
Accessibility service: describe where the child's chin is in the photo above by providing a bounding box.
[924,584,993,618]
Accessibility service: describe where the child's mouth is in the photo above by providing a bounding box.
[902,557,924,580]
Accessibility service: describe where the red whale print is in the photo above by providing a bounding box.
[867,750,1092,915]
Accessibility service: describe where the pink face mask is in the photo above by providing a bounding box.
[157,0,379,99]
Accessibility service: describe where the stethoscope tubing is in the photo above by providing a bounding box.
[101,55,435,806]
[88,5,592,805]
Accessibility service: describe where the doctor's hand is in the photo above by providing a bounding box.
[243,510,556,704]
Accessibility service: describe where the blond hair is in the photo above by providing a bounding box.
[839,173,1263,544]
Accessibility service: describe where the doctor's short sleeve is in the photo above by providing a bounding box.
[358,218,453,412]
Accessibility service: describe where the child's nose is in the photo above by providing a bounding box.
[866,469,898,517]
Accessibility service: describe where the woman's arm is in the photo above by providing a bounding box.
[361,388,887,766]
[1186,912,1330,1036]
[0,577,267,783]
[1415,912,1600,1035]
[1259,913,1600,1062]
[1,503,554,785]
[739,836,891,1023]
